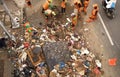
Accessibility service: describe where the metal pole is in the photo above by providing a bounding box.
[0,21,16,42]
[0,0,17,28]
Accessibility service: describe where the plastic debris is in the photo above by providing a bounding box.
[108,58,117,66]
[71,55,77,61]
[83,60,90,68]
[81,47,90,55]
[95,60,102,68]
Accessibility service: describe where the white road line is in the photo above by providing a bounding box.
[98,13,114,45]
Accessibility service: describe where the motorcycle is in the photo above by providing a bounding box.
[102,0,115,19]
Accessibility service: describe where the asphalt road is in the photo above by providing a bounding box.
[99,0,120,46]
[93,0,120,77]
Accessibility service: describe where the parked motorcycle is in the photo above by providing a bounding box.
[102,0,115,19]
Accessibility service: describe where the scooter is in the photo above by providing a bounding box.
[102,0,115,19]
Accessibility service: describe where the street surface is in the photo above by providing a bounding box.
[90,0,120,77]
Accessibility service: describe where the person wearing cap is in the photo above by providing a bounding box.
[86,4,99,22]
[42,0,52,13]
[78,2,82,17]
[74,2,79,16]
[61,0,66,14]
[83,0,90,14]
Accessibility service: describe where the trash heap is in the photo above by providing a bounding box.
[7,18,103,77]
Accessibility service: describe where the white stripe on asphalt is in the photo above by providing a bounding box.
[98,13,114,45]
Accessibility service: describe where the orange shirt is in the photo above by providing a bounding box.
[61,1,66,8]
[92,9,98,16]
[84,1,89,7]
[43,1,49,10]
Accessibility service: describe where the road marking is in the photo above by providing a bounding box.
[98,13,114,45]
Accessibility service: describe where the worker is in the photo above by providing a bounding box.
[77,2,82,18]
[61,0,66,14]
[74,2,78,15]
[74,1,82,19]
[42,0,52,13]
[83,0,90,14]
[86,4,99,22]
[71,13,78,30]
[44,9,56,20]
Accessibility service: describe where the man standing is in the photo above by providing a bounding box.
[83,0,90,14]
[61,0,66,14]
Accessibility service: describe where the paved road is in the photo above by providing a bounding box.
[99,0,120,46]
[93,0,120,77]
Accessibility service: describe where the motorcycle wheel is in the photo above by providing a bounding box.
[109,13,115,19]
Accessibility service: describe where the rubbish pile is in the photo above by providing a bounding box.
[5,16,103,77]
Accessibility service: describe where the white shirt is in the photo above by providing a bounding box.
[105,0,116,8]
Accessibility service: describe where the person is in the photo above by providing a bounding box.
[71,13,78,30]
[105,0,116,10]
[61,0,66,14]
[42,0,52,13]
[77,1,82,18]
[83,0,90,14]
[86,4,99,22]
